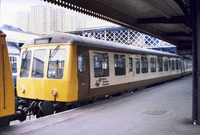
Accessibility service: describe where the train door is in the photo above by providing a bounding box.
[77,46,90,99]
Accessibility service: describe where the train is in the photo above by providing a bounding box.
[16,33,192,118]
[7,42,20,88]
[0,30,25,127]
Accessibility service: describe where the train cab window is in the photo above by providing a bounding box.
[114,54,126,76]
[32,50,47,78]
[176,59,179,70]
[20,50,32,77]
[47,49,66,79]
[78,54,85,75]
[164,58,168,71]
[172,60,175,70]
[129,57,133,72]
[158,57,163,72]
[141,56,148,73]
[135,56,140,74]
[10,56,17,73]
[150,57,156,72]
[93,52,109,77]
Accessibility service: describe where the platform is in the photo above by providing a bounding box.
[1,75,200,135]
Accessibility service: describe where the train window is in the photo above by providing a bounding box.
[129,57,133,72]
[93,52,109,77]
[135,56,140,74]
[10,56,17,73]
[20,50,32,77]
[141,56,148,73]
[158,57,163,72]
[150,57,156,72]
[172,60,175,70]
[114,54,126,76]
[78,54,85,75]
[176,59,179,70]
[164,58,168,71]
[169,60,171,70]
[32,50,47,78]
[178,60,181,70]
[47,49,66,79]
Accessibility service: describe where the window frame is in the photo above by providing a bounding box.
[114,54,126,76]
[158,57,163,72]
[150,57,157,73]
[129,57,133,72]
[93,52,109,77]
[31,49,47,78]
[141,56,148,74]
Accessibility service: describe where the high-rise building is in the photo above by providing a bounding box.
[53,8,66,32]
[16,5,87,34]
[16,11,30,32]
[30,5,54,34]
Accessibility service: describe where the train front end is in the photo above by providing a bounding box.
[17,42,78,116]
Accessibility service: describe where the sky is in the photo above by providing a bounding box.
[0,0,116,28]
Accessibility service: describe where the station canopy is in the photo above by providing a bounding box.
[43,0,192,52]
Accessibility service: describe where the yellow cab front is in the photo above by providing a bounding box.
[17,44,78,102]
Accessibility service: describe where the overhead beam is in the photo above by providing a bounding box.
[43,0,182,47]
[137,16,187,24]
[166,32,192,37]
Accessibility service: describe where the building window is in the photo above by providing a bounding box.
[47,49,66,79]
[32,50,47,78]
[141,56,148,73]
[135,56,140,74]
[78,54,85,75]
[114,54,126,76]
[158,57,163,72]
[150,57,156,72]
[93,52,109,77]
[20,50,32,77]
[164,58,168,71]
[129,57,133,72]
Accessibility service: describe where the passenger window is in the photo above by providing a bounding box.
[78,54,85,75]
[150,57,156,72]
[135,56,140,74]
[158,57,163,72]
[178,60,181,70]
[93,52,109,77]
[169,60,171,70]
[32,50,47,78]
[176,59,179,70]
[129,57,133,72]
[20,50,32,77]
[172,60,175,70]
[164,58,168,71]
[114,54,126,76]
[10,56,17,73]
[47,49,66,79]
[141,56,148,73]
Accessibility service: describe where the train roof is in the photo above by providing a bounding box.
[24,33,180,58]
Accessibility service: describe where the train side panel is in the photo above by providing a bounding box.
[0,32,15,118]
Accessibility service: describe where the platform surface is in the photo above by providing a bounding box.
[1,75,200,135]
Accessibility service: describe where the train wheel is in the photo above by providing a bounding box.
[40,101,54,116]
